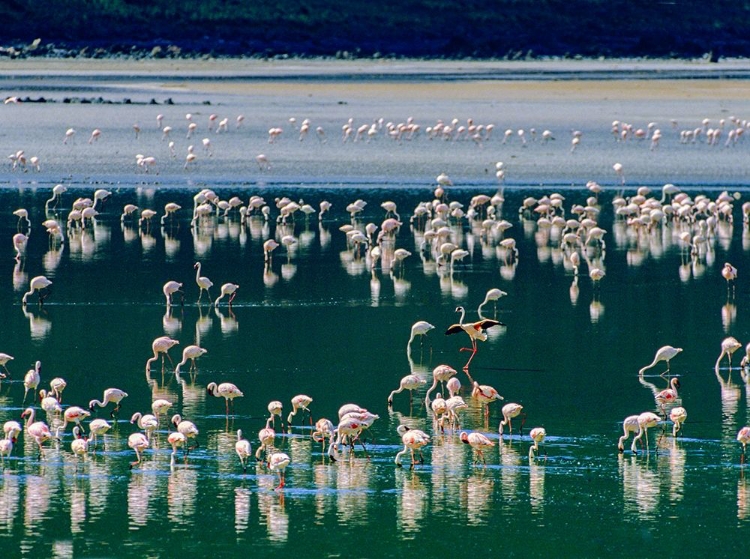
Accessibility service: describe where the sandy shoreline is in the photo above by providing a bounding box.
[2,58,750,102]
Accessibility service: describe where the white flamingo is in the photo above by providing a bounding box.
[207,382,244,414]
[194,261,213,303]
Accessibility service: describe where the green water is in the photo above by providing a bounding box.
[0,184,749,558]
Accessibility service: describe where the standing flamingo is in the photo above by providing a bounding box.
[460,431,495,465]
[388,374,426,406]
[145,336,180,373]
[287,394,313,428]
[88,418,111,450]
[130,412,158,442]
[194,262,213,303]
[70,426,91,457]
[407,320,435,354]
[206,382,244,414]
[268,452,291,490]
[21,407,54,456]
[89,388,128,416]
[45,183,67,210]
[632,412,661,453]
[445,306,503,376]
[722,262,738,297]
[0,353,13,377]
[22,276,53,306]
[655,377,680,417]
[498,403,525,437]
[528,427,547,459]
[739,426,750,463]
[235,429,252,472]
[175,345,208,374]
[424,364,457,408]
[163,280,183,306]
[477,288,507,318]
[670,406,687,436]
[638,345,683,376]
[394,425,430,467]
[256,417,276,462]
[471,381,504,420]
[312,418,335,452]
[56,406,91,436]
[618,414,641,452]
[128,432,151,468]
[716,336,743,369]
[171,415,200,450]
[214,283,239,307]
[23,361,41,403]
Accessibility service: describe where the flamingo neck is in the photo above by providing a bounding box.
[458,307,466,325]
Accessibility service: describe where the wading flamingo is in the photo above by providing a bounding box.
[716,336,742,370]
[670,406,687,436]
[632,412,661,453]
[268,452,291,490]
[498,403,525,437]
[394,425,430,467]
[235,429,252,472]
[23,361,41,403]
[287,394,313,428]
[175,345,207,374]
[638,345,683,377]
[214,283,239,307]
[168,431,188,467]
[471,381,504,420]
[445,306,503,376]
[145,336,180,373]
[618,414,641,452]
[21,407,54,456]
[163,280,183,307]
[206,382,244,414]
[460,431,495,465]
[128,432,150,468]
[528,427,547,459]
[388,374,426,406]
[407,320,435,355]
[739,426,750,463]
[89,388,128,416]
[22,276,53,306]
[194,262,213,303]
[171,414,200,451]
[256,418,276,462]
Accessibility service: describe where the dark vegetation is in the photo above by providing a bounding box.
[3,0,750,60]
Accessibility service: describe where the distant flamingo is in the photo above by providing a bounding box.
[207,382,244,414]
[638,345,683,376]
[22,276,53,306]
[618,414,642,452]
[130,412,158,442]
[89,388,128,416]
[445,306,503,376]
[0,353,13,377]
[394,425,430,467]
[722,262,738,297]
[460,431,495,465]
[477,288,507,318]
[235,429,252,472]
[194,262,213,303]
[739,426,750,463]
[45,184,67,210]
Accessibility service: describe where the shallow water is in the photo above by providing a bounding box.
[2,68,750,557]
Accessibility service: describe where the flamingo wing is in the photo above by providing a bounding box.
[445,324,464,336]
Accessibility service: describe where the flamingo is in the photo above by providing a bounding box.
[168,431,188,467]
[214,283,239,307]
[267,400,284,430]
[670,406,687,436]
[460,431,495,465]
[655,377,680,417]
[631,412,660,453]
[722,262,738,297]
[71,426,90,457]
[163,280,183,306]
[235,429,252,472]
[388,374,426,406]
[0,353,13,377]
[638,345,683,376]
[529,427,547,459]
[407,320,435,354]
[618,414,641,452]
[171,414,200,450]
[151,399,173,418]
[130,412,158,442]
[477,288,507,318]
[716,336,742,369]
[312,418,335,451]
[498,403,525,437]
[256,418,276,462]
[55,406,91,436]
[327,416,366,461]
[145,336,180,373]
[739,426,750,463]
[175,345,207,374]
[89,388,128,416]
[471,381,504,420]
[394,425,430,467]
[49,377,66,401]
[160,202,181,225]
[23,361,41,403]
[424,364,457,408]
[128,432,150,468]
[45,183,67,210]
[21,407,54,456]
[445,306,503,375]
[13,233,28,261]
[3,421,22,443]
[268,452,291,489]
[13,208,31,231]
[88,418,111,450]
[194,262,213,303]
[206,382,244,414]
[287,394,313,427]
[22,275,53,306]
[263,239,279,263]
[0,437,13,464]
[39,389,62,414]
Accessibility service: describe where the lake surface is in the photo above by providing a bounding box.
[2,61,750,557]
